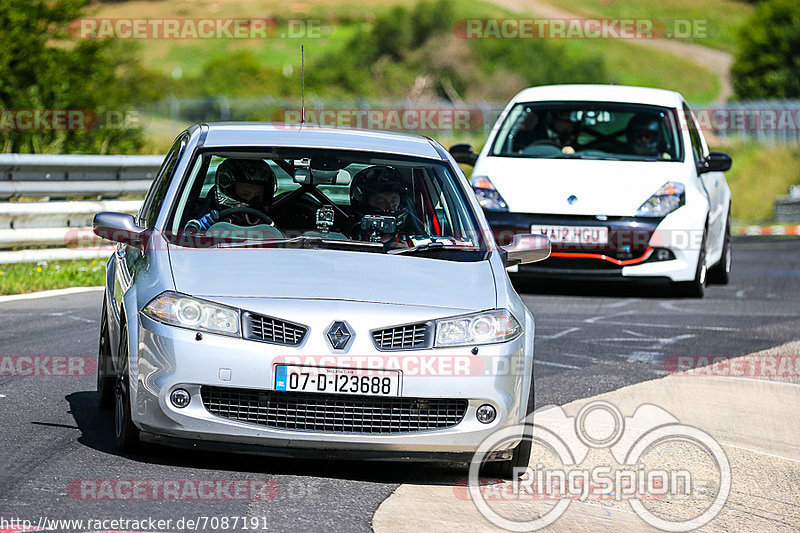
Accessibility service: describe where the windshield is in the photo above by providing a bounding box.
[166,148,489,260]
[490,102,683,162]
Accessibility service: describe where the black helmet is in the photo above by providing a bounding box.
[350,166,407,217]
[548,110,581,144]
[551,110,578,124]
[214,158,276,210]
[626,114,662,155]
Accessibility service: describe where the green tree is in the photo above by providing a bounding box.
[732,0,800,99]
[196,51,288,97]
[0,0,145,153]
[308,0,605,100]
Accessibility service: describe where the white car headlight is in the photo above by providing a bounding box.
[435,309,521,347]
[470,175,509,211]
[636,181,685,217]
[143,291,240,336]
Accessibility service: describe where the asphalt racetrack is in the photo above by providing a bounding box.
[0,236,797,531]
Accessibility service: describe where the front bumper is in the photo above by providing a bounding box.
[138,433,512,462]
[130,308,530,459]
[486,212,697,282]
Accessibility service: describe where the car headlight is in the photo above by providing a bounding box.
[636,181,685,217]
[142,291,240,337]
[470,175,509,211]
[435,309,521,347]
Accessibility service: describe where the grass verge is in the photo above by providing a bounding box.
[712,141,800,224]
[0,259,106,296]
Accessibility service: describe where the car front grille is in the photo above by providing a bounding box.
[372,322,431,350]
[243,312,307,346]
[201,386,467,434]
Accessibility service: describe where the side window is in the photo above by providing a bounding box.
[683,104,706,164]
[144,155,178,228]
[139,136,185,228]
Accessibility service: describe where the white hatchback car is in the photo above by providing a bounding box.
[451,84,732,297]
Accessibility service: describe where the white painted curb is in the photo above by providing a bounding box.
[0,286,103,303]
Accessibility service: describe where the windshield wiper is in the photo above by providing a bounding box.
[388,241,480,256]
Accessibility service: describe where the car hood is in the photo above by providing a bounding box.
[477,158,685,216]
[167,245,497,311]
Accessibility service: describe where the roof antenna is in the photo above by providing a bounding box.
[301,45,305,124]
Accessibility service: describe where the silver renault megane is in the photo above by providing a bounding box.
[94,123,549,476]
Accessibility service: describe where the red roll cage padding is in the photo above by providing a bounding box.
[412,168,440,236]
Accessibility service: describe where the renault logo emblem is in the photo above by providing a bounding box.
[326,321,352,350]
[567,195,578,205]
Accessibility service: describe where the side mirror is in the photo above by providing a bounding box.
[93,212,146,248]
[449,143,478,166]
[500,234,550,267]
[698,152,732,174]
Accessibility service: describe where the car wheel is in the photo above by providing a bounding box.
[708,214,732,285]
[481,374,534,479]
[673,228,708,298]
[481,427,533,480]
[97,298,115,409]
[114,324,140,452]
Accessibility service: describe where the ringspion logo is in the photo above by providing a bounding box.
[468,401,730,531]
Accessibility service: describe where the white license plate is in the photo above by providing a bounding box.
[530,225,608,244]
[274,365,401,396]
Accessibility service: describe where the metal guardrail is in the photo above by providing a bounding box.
[703,100,800,146]
[0,154,162,199]
[0,154,160,263]
[775,187,800,222]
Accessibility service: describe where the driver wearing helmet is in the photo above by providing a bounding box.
[626,113,669,158]
[187,158,276,231]
[349,165,424,249]
[533,110,582,154]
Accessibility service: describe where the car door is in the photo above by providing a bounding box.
[683,103,724,257]
[110,134,185,358]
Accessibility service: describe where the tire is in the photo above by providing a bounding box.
[481,427,533,479]
[114,324,140,453]
[708,214,732,285]
[673,228,708,298]
[481,374,534,479]
[97,298,115,409]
